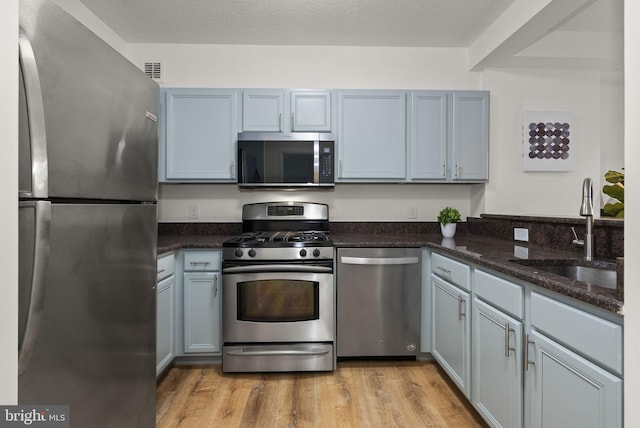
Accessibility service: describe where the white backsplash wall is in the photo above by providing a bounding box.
[158,183,474,223]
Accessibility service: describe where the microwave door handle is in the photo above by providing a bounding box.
[19,200,51,375]
[19,29,49,199]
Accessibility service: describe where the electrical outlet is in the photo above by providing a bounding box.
[514,245,529,259]
[514,227,529,242]
[408,205,418,219]
[188,205,200,219]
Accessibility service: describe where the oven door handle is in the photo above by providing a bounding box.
[223,265,333,274]
[225,348,331,357]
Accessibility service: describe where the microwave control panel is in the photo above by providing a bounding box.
[319,142,334,183]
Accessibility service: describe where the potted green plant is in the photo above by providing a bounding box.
[437,206,461,238]
[602,169,624,218]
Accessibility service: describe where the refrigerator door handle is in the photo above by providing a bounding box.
[19,201,51,375]
[19,29,49,199]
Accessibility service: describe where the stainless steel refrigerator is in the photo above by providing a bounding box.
[18,0,158,426]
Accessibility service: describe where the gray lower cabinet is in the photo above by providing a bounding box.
[526,292,622,428]
[526,331,622,428]
[431,275,471,398]
[429,251,623,428]
[182,250,222,354]
[472,297,523,428]
[156,252,176,376]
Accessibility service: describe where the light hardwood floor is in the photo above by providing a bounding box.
[156,360,487,427]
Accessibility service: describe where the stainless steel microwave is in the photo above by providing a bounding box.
[237,132,335,188]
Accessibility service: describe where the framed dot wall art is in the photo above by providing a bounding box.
[522,111,574,171]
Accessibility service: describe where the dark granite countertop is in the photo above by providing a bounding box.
[158,227,623,313]
[332,231,623,313]
[157,234,231,254]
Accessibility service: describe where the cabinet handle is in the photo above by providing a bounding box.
[442,163,446,178]
[339,160,343,177]
[436,266,452,278]
[504,322,516,357]
[157,268,166,274]
[190,261,211,267]
[279,113,283,131]
[214,275,218,298]
[457,295,465,320]
[524,333,535,371]
[455,162,460,178]
[291,112,295,130]
[230,161,235,180]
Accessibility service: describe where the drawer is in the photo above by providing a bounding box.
[183,250,221,272]
[474,269,523,319]
[157,253,175,281]
[530,292,623,375]
[431,252,471,291]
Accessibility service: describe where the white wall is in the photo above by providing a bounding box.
[128,43,482,90]
[483,68,607,216]
[159,183,474,223]
[0,0,19,405]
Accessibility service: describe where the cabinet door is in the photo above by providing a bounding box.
[431,275,471,398]
[242,90,285,131]
[472,297,523,428]
[183,272,221,353]
[526,331,622,428]
[164,89,238,181]
[337,91,406,180]
[291,90,332,132]
[410,91,447,180]
[450,91,489,181]
[156,275,175,376]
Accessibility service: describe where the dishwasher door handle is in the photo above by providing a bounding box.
[340,256,420,265]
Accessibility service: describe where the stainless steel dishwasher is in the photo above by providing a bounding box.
[337,247,421,357]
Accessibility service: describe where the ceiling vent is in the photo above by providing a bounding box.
[143,61,163,82]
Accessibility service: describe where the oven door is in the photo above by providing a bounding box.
[222,267,334,343]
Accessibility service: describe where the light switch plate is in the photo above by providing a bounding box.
[514,227,529,242]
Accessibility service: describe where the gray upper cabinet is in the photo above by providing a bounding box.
[290,90,332,132]
[242,90,285,132]
[410,91,448,180]
[242,89,332,132]
[450,91,489,181]
[409,90,489,182]
[160,88,239,182]
[337,90,407,180]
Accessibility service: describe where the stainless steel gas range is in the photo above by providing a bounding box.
[221,202,335,372]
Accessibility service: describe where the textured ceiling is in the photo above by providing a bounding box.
[76,0,516,47]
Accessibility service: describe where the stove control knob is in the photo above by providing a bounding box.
[234,249,244,258]
[248,249,256,258]
[313,249,321,257]
[299,249,307,257]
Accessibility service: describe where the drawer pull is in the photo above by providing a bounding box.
[190,261,211,266]
[436,266,452,277]
[157,268,166,274]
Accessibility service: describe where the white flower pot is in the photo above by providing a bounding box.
[440,223,457,238]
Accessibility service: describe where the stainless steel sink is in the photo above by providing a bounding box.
[511,260,617,290]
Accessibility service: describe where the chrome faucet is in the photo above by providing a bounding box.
[576,177,595,260]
